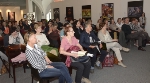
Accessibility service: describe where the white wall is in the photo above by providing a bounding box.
[50,0,150,35]
[51,0,144,24]
[0,6,22,22]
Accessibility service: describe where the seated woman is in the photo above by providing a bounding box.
[9,27,24,45]
[34,24,58,56]
[109,19,120,39]
[79,22,107,73]
[24,32,73,83]
[98,22,130,68]
[0,51,8,75]
[47,23,60,48]
[116,18,123,29]
[60,26,91,83]
[73,20,84,40]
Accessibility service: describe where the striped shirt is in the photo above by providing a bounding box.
[25,44,47,73]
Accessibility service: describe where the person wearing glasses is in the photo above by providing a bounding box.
[59,26,91,83]
[24,32,73,83]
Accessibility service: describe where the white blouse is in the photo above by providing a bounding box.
[36,33,50,47]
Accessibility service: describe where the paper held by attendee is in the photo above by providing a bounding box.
[71,51,87,56]
[71,51,93,57]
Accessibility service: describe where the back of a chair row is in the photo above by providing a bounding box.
[6,45,26,59]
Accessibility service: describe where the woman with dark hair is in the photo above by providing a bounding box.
[60,26,91,83]
[139,12,146,29]
[116,18,123,29]
[47,23,60,48]
[44,21,53,35]
[9,27,24,45]
[24,32,73,83]
[98,22,129,68]
[73,20,84,40]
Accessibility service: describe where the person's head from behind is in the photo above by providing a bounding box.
[64,26,74,37]
[53,23,58,31]
[124,17,129,24]
[24,31,36,45]
[117,18,122,23]
[34,24,42,33]
[131,18,136,24]
[99,22,107,30]
[85,22,92,33]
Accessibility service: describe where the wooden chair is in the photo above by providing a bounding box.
[28,64,58,83]
[5,44,28,83]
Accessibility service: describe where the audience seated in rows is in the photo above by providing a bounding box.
[122,17,147,51]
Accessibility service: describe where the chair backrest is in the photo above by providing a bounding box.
[6,44,26,59]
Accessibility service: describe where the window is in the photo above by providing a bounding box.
[46,10,51,21]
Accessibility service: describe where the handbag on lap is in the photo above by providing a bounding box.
[65,46,90,67]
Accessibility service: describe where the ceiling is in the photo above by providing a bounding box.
[0,0,26,9]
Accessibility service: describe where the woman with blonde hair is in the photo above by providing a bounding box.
[34,24,58,56]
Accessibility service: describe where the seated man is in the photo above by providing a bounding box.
[24,32,73,83]
[122,17,146,51]
[79,22,107,73]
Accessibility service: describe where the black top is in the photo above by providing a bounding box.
[56,22,63,30]
[122,24,133,37]
[73,27,84,40]
[23,24,30,30]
